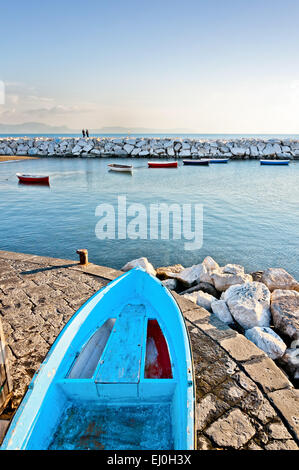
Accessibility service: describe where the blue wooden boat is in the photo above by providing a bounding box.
[208,158,229,163]
[260,159,290,165]
[1,268,195,450]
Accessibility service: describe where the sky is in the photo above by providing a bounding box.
[1,0,299,132]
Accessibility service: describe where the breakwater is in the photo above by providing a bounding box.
[1,136,299,159]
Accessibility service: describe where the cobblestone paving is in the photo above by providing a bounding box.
[0,254,108,406]
[0,251,298,450]
[188,323,298,449]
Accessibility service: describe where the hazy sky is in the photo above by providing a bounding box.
[1,0,299,132]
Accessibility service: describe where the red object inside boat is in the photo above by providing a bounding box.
[144,320,172,379]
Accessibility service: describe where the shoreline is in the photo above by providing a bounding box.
[1,136,299,159]
[0,156,38,162]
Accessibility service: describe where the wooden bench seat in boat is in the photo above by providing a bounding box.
[95,304,146,384]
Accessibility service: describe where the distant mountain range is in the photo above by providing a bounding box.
[0,121,195,134]
[0,122,73,133]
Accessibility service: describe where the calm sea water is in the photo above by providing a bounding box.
[0,157,298,278]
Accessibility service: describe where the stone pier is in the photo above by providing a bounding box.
[1,136,299,159]
[0,250,298,450]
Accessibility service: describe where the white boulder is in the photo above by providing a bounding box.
[28,147,38,156]
[182,142,191,150]
[250,145,259,157]
[222,282,271,330]
[83,143,93,153]
[162,278,177,290]
[279,345,299,379]
[123,144,134,154]
[211,264,252,292]
[172,264,205,286]
[201,256,220,281]
[72,144,82,154]
[173,256,219,287]
[271,289,299,340]
[261,268,299,292]
[181,292,198,304]
[245,327,286,360]
[196,291,217,312]
[211,300,234,324]
[231,147,247,156]
[121,257,156,276]
[179,149,191,157]
[263,144,276,156]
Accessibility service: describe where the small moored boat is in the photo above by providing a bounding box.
[1,268,195,450]
[108,163,133,173]
[183,159,209,166]
[260,160,290,165]
[208,158,229,163]
[148,161,178,168]
[16,173,50,184]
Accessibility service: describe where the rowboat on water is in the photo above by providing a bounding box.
[108,163,133,173]
[183,159,209,166]
[1,268,195,450]
[16,173,50,184]
[208,158,229,163]
[260,160,290,165]
[148,161,178,168]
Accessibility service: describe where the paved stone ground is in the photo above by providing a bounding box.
[0,251,298,450]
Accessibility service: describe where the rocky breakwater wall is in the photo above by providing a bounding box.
[1,136,299,159]
[121,257,299,385]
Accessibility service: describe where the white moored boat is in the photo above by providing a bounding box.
[108,164,133,174]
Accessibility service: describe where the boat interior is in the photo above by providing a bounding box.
[48,305,175,450]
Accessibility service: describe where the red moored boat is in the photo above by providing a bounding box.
[16,173,50,185]
[148,161,178,168]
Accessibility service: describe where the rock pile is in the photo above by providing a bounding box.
[121,256,299,383]
[1,137,299,159]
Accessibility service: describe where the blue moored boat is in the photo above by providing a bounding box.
[1,268,195,450]
[208,158,229,163]
[260,159,290,165]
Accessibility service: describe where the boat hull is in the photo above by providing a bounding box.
[260,160,290,165]
[183,159,209,165]
[108,164,133,173]
[148,161,178,168]
[16,174,50,184]
[208,158,229,163]
[1,268,195,450]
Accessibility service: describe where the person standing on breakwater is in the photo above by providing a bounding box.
[86,129,89,138]
[82,129,86,138]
